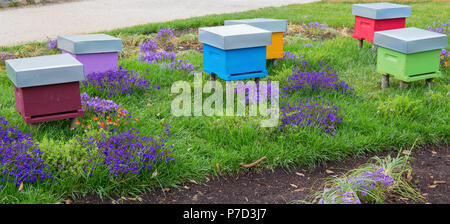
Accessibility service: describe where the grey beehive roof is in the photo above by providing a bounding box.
[5,54,84,88]
[352,2,411,20]
[57,34,122,54]
[374,27,447,54]
[224,18,287,33]
[198,24,272,50]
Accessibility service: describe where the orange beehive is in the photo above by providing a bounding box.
[224,18,287,60]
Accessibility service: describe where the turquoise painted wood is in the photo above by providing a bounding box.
[203,44,268,81]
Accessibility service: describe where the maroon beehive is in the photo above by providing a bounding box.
[352,3,411,44]
[5,54,85,124]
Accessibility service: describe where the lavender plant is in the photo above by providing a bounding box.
[283,61,355,96]
[280,98,343,135]
[235,80,277,104]
[82,66,153,97]
[46,37,58,51]
[426,20,449,35]
[138,28,196,73]
[0,117,53,187]
[309,146,423,204]
[78,128,174,178]
[0,52,13,65]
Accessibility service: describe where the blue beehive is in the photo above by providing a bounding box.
[198,24,272,81]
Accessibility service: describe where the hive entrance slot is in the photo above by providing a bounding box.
[409,72,438,78]
[30,110,80,119]
[230,71,263,76]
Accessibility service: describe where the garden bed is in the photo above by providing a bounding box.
[76,144,449,204]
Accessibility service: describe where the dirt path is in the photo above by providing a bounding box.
[78,144,449,204]
[0,0,318,46]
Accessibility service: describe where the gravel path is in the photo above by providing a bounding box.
[0,0,318,46]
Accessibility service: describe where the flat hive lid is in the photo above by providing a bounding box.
[57,34,122,54]
[5,54,84,88]
[374,27,448,54]
[224,18,287,33]
[352,2,411,20]
[198,24,272,50]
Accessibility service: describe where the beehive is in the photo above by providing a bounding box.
[5,54,85,124]
[352,2,411,43]
[374,27,447,83]
[57,34,122,76]
[224,18,287,59]
[198,24,272,81]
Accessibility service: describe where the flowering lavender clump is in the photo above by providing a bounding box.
[280,99,342,135]
[353,166,394,197]
[46,37,58,50]
[426,20,449,35]
[81,92,124,114]
[0,117,52,186]
[302,22,327,33]
[318,187,361,204]
[155,27,176,44]
[235,80,278,104]
[277,51,311,69]
[82,66,151,96]
[79,128,174,178]
[140,39,159,53]
[0,52,13,65]
[138,45,195,73]
[284,61,355,96]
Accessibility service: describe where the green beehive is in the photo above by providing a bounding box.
[376,47,441,82]
[374,28,447,87]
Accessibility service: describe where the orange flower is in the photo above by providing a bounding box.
[446,61,449,67]
[135,117,139,121]
[76,120,80,124]
[93,116,98,120]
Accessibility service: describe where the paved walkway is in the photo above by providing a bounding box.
[0,0,318,46]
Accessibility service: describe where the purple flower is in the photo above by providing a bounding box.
[0,117,53,185]
[283,61,355,96]
[82,66,153,96]
[426,20,449,35]
[78,128,174,178]
[280,98,343,135]
[46,37,58,50]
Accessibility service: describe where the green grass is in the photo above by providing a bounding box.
[0,1,449,203]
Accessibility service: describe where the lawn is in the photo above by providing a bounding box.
[0,1,449,203]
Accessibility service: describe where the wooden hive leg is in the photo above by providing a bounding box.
[381,74,389,90]
[254,77,260,85]
[372,44,378,52]
[399,80,409,90]
[70,118,78,131]
[358,39,364,49]
[210,74,216,88]
[426,78,434,89]
[30,123,38,130]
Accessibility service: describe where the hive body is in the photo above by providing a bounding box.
[58,34,122,76]
[352,3,411,43]
[199,24,272,81]
[5,54,85,124]
[224,18,286,59]
[374,27,447,84]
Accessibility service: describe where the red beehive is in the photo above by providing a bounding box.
[352,3,411,44]
[5,54,85,124]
